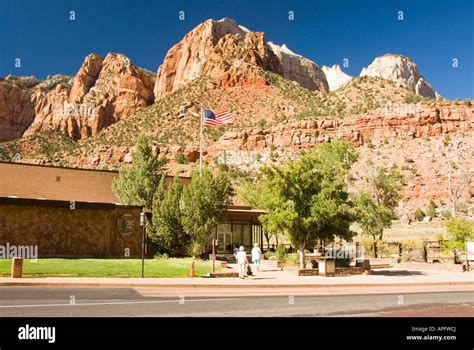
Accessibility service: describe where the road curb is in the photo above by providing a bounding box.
[0,281,472,289]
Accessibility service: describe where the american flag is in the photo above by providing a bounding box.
[203,109,222,127]
[216,110,233,125]
[203,109,233,127]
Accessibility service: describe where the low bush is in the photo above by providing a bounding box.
[414,208,425,221]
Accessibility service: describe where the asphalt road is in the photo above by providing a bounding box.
[0,287,472,317]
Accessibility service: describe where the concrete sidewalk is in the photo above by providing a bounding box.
[1,267,473,289]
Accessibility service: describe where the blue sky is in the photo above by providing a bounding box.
[0,0,472,99]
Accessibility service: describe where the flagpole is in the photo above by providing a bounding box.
[199,106,203,176]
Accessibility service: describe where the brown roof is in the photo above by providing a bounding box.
[0,161,191,203]
[0,196,141,210]
[0,161,121,203]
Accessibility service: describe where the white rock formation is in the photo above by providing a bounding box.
[360,54,436,98]
[268,42,328,92]
[415,77,436,98]
[322,64,352,91]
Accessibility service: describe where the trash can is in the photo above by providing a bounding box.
[356,259,371,270]
[318,259,335,276]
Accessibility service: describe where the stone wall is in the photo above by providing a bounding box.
[0,199,142,257]
[298,267,370,276]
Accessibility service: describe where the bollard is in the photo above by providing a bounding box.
[11,257,23,278]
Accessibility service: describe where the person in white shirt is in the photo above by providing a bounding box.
[251,243,262,272]
[236,246,247,279]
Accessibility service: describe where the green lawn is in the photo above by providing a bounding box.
[0,258,219,278]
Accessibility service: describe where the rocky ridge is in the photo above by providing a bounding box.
[209,103,472,155]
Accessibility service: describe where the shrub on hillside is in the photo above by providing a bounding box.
[257,118,267,128]
[414,208,425,221]
[426,200,437,218]
[175,153,188,164]
[404,93,423,104]
[440,210,453,220]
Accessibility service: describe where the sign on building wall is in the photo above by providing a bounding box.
[116,211,138,236]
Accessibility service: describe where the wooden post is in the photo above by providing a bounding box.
[11,257,23,278]
[230,220,233,253]
[140,211,145,278]
[214,225,217,255]
[466,241,470,272]
[212,238,216,273]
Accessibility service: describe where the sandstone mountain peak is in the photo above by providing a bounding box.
[360,54,436,98]
[0,52,156,142]
[268,42,301,57]
[217,17,252,34]
[322,64,352,91]
[27,51,156,140]
[153,18,328,98]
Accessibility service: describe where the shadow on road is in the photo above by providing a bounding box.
[371,269,425,276]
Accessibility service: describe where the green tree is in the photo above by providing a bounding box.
[112,134,166,209]
[181,166,233,256]
[256,141,358,268]
[355,166,403,257]
[443,217,474,250]
[151,175,188,253]
[237,179,282,246]
[426,200,437,218]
